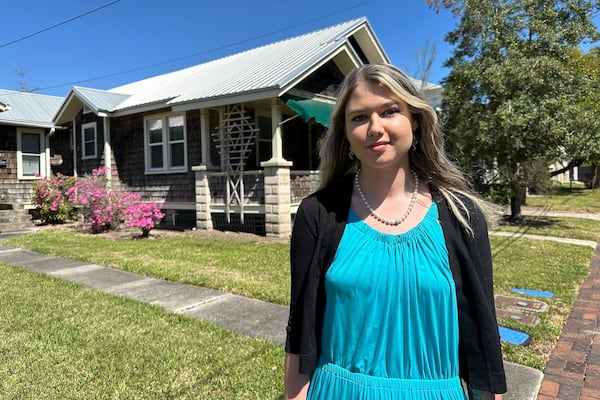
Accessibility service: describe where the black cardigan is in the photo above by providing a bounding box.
[285,174,507,394]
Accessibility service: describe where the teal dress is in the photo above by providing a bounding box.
[307,203,466,399]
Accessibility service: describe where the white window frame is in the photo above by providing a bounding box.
[81,122,97,159]
[143,112,188,174]
[17,128,46,180]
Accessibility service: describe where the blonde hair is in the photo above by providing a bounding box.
[318,63,496,233]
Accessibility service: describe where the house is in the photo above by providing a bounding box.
[0,89,64,204]
[6,17,441,238]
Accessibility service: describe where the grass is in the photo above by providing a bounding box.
[493,216,600,241]
[490,237,593,369]
[4,229,290,305]
[0,263,284,399]
[525,187,600,212]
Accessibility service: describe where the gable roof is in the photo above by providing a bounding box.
[0,89,63,128]
[55,17,388,123]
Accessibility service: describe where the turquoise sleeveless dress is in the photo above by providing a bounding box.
[307,203,467,399]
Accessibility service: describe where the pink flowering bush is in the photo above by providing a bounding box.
[31,173,77,224]
[67,167,123,232]
[67,167,164,236]
[123,202,165,238]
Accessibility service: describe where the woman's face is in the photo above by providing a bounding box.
[344,80,417,174]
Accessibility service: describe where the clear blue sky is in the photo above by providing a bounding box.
[0,1,596,98]
[0,0,457,97]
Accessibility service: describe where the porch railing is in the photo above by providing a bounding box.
[205,169,320,209]
[290,170,320,204]
[207,170,264,212]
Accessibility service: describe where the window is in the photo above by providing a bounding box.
[81,122,97,159]
[17,128,46,179]
[144,113,187,173]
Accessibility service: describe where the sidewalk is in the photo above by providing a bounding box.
[0,238,544,400]
[536,243,600,399]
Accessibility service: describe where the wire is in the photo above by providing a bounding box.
[0,1,121,48]
[35,0,375,92]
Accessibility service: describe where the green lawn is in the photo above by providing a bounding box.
[493,215,600,241]
[0,263,284,399]
[525,188,600,212]
[489,237,593,369]
[4,229,290,305]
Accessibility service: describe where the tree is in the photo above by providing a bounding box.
[403,37,438,93]
[567,47,600,188]
[428,0,599,219]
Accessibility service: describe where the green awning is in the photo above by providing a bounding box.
[286,99,334,127]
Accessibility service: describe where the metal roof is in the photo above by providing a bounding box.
[107,17,383,111]
[71,86,130,113]
[0,89,63,128]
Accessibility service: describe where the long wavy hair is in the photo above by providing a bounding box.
[318,63,495,232]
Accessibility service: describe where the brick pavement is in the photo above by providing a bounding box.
[537,243,600,400]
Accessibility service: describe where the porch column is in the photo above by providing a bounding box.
[269,99,285,161]
[72,118,78,177]
[261,159,293,238]
[200,109,212,167]
[102,116,111,181]
[192,164,213,231]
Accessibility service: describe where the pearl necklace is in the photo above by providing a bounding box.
[354,169,419,226]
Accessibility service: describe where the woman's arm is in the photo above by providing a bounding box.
[284,352,310,400]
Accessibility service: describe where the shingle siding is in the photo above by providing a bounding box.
[109,110,201,205]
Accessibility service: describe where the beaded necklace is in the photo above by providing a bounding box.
[354,169,419,226]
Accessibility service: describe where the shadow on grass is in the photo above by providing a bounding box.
[492,216,561,259]
[497,216,558,228]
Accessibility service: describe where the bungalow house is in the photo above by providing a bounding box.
[8,17,440,238]
[0,89,64,204]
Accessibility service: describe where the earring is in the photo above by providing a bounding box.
[348,148,355,160]
[411,134,418,152]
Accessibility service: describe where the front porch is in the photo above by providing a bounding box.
[193,165,320,238]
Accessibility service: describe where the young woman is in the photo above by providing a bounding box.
[284,63,506,399]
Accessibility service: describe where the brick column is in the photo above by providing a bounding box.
[261,159,293,238]
[192,165,213,231]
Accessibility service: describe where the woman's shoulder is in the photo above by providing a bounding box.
[302,175,353,209]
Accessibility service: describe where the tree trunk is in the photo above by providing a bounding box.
[509,180,523,221]
[592,163,600,189]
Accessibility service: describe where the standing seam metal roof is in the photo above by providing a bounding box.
[71,87,130,112]
[108,18,372,111]
[0,89,63,128]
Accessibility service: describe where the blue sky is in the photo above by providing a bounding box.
[0,0,458,97]
[0,1,596,98]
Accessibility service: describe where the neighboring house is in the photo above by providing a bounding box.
[411,78,443,111]
[25,17,441,238]
[0,90,64,205]
[549,161,592,186]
